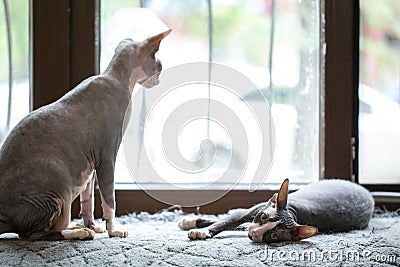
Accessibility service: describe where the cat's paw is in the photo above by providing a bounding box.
[105,219,128,238]
[89,224,106,233]
[66,223,85,230]
[61,228,95,240]
[188,229,211,240]
[67,222,105,233]
[108,229,129,238]
[178,218,197,230]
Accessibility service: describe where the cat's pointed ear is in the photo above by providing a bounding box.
[290,225,318,241]
[142,29,172,54]
[277,178,289,211]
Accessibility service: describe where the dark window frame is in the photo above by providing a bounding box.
[31,0,98,109]
[30,0,399,217]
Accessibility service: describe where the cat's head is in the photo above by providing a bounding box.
[248,179,318,243]
[112,29,171,89]
[134,29,171,88]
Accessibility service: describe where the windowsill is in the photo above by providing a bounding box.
[114,182,310,191]
[371,192,400,204]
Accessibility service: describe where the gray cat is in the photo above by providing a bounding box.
[0,30,171,240]
[179,179,374,243]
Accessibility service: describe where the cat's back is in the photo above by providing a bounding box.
[288,179,374,232]
[0,74,126,166]
[291,179,372,203]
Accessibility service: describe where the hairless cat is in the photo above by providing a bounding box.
[0,30,171,240]
[179,179,374,243]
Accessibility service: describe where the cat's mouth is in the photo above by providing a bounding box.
[138,75,160,88]
[248,221,280,243]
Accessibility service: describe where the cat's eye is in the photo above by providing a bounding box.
[260,213,268,223]
[270,232,279,240]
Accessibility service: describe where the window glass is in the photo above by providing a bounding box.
[0,0,30,145]
[100,0,320,187]
[359,0,400,184]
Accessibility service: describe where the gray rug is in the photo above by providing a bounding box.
[0,210,399,266]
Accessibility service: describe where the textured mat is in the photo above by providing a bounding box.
[0,210,399,266]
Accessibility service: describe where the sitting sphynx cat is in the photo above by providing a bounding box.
[179,179,374,243]
[0,29,171,240]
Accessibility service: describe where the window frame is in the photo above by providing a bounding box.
[31,0,98,109]
[30,0,399,217]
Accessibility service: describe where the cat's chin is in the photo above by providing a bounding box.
[139,77,159,88]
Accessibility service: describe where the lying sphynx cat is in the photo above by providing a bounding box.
[0,29,171,240]
[179,179,374,243]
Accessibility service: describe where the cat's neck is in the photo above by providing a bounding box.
[104,52,140,90]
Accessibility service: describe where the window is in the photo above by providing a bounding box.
[101,0,321,193]
[8,1,397,215]
[359,0,400,184]
[0,0,30,145]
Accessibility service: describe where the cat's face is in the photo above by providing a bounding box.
[250,223,318,243]
[115,30,171,90]
[136,29,171,89]
[248,179,318,243]
[136,58,162,88]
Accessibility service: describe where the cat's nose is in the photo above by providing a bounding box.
[248,223,263,243]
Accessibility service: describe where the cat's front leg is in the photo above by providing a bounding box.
[79,173,105,233]
[96,161,128,238]
[185,203,266,240]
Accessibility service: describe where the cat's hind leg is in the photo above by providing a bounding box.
[0,213,14,235]
[15,195,95,241]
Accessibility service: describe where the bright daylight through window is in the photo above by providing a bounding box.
[0,0,29,146]
[359,0,400,184]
